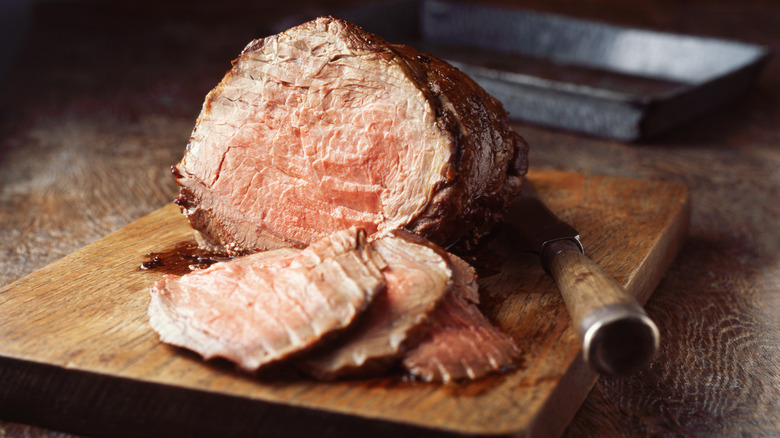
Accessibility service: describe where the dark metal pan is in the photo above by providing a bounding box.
[272,0,771,141]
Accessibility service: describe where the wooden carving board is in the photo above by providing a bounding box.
[0,170,690,438]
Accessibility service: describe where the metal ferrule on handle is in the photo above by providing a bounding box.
[544,239,660,375]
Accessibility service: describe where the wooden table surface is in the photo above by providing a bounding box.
[1,0,778,436]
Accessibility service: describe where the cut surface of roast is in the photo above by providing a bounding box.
[173,15,528,255]
[299,230,452,380]
[402,254,522,383]
[148,228,385,372]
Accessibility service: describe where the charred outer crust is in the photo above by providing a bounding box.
[387,44,529,248]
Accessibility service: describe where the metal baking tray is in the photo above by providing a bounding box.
[270,0,770,141]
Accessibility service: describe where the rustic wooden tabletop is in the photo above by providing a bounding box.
[1,0,778,436]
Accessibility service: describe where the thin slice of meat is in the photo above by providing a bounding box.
[402,253,522,383]
[173,15,528,256]
[148,228,386,372]
[299,230,452,380]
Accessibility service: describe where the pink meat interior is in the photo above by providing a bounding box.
[181,23,451,250]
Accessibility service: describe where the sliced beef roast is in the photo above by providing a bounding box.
[173,15,528,255]
[402,254,522,383]
[148,228,385,372]
[299,230,452,380]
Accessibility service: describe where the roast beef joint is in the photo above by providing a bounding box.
[173,15,528,255]
[149,16,529,383]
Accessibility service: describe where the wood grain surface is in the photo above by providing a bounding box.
[0,169,689,437]
[1,0,779,436]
